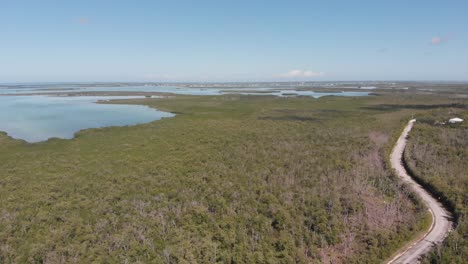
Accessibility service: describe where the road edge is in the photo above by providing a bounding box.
[386,119,452,264]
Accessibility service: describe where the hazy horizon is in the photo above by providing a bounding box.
[2,80,468,85]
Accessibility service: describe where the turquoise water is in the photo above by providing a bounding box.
[0,96,174,143]
[0,84,369,142]
[0,85,369,97]
[73,86,369,97]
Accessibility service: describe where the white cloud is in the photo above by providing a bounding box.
[76,17,90,25]
[430,35,450,45]
[144,73,174,80]
[280,69,325,78]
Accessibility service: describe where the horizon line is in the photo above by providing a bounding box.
[2,80,468,85]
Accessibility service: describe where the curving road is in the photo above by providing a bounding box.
[387,119,453,264]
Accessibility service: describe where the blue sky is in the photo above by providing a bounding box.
[1,0,467,82]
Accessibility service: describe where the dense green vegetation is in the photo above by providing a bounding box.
[405,107,468,263]
[0,93,462,263]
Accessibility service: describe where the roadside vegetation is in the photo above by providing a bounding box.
[0,92,464,263]
[404,107,468,263]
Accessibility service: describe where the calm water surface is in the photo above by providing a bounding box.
[0,85,369,97]
[0,84,369,142]
[0,96,174,142]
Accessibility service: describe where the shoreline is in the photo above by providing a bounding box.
[0,96,176,144]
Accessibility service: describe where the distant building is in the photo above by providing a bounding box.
[449,117,463,124]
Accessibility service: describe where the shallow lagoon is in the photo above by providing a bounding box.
[0,96,174,143]
[0,85,369,98]
[0,85,368,143]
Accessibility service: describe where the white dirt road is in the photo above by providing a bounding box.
[387,119,453,264]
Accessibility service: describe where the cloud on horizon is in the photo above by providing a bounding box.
[280,69,325,78]
[430,36,450,45]
[144,73,175,80]
[76,17,90,25]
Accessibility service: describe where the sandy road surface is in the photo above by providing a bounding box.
[387,119,453,263]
